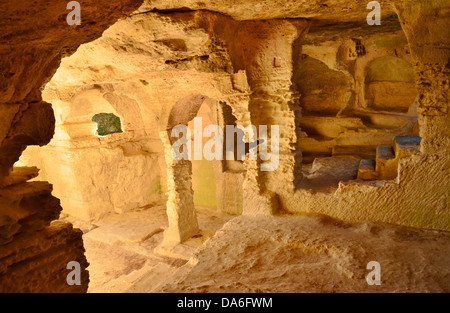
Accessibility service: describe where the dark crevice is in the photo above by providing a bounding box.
[130,8,235,20]
[165,54,210,64]
[131,7,196,16]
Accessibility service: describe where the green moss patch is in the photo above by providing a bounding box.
[92,113,123,136]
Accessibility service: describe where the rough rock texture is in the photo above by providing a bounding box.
[0,221,89,293]
[1,0,449,293]
[0,184,89,293]
[0,0,144,174]
[14,1,450,233]
[395,1,450,155]
[70,204,232,293]
[281,1,449,232]
[18,11,248,223]
[156,215,450,293]
[138,0,398,22]
[295,18,419,165]
[0,182,60,244]
[0,164,88,292]
[0,0,144,293]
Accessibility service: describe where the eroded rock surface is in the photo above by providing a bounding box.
[0,0,449,293]
[157,215,450,293]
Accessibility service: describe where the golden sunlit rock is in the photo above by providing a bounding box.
[0,0,448,294]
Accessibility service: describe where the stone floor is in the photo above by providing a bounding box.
[61,203,234,293]
[62,206,450,293]
[156,214,450,293]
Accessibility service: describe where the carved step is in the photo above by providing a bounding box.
[376,145,397,180]
[357,159,376,180]
[376,145,395,160]
[332,145,377,159]
[394,136,422,159]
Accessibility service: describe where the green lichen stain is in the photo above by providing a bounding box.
[234,191,243,215]
[192,159,217,208]
[92,113,123,136]
[152,178,164,195]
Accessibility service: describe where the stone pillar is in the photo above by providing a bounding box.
[227,19,310,215]
[159,130,199,243]
[395,0,450,155]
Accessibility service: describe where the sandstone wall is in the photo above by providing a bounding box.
[16,12,250,221]
[0,0,448,292]
[13,3,450,232]
[296,20,419,162]
[281,1,449,230]
[0,0,144,293]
